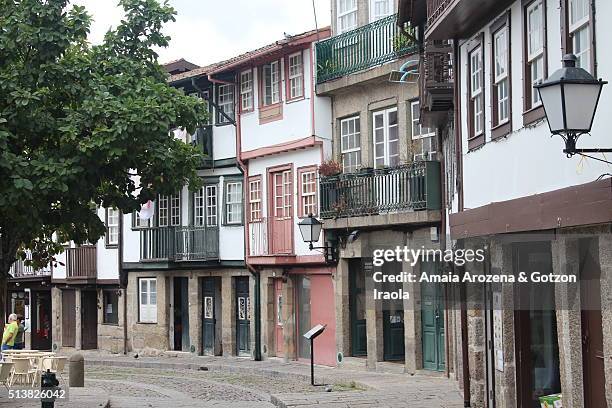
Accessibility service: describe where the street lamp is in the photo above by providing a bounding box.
[298,214,337,264]
[534,54,609,157]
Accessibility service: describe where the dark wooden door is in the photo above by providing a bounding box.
[235,277,250,355]
[382,261,404,361]
[421,279,445,371]
[31,291,52,350]
[269,169,292,255]
[202,277,216,355]
[274,279,284,356]
[349,259,367,356]
[81,290,98,350]
[579,238,607,407]
[61,290,76,347]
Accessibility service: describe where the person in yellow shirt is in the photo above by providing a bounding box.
[2,314,19,351]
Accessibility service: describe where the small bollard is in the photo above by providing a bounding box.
[41,369,59,408]
[68,354,84,387]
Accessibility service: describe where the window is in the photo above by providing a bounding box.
[567,0,591,72]
[410,101,436,161]
[370,0,393,22]
[273,170,292,219]
[217,84,235,123]
[288,53,304,100]
[240,70,254,111]
[138,278,157,323]
[195,185,217,227]
[133,210,151,229]
[299,168,317,217]
[468,44,484,139]
[205,185,218,227]
[373,107,399,168]
[337,0,358,33]
[225,181,243,225]
[158,194,180,227]
[340,116,361,172]
[248,177,262,222]
[194,187,205,227]
[105,208,119,246]
[525,0,545,109]
[262,61,280,106]
[493,24,510,127]
[103,290,119,325]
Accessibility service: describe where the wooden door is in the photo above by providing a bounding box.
[202,278,216,355]
[349,259,367,356]
[382,261,404,361]
[579,238,607,407]
[235,277,250,355]
[81,290,98,350]
[421,280,445,371]
[32,291,52,350]
[269,169,292,255]
[274,279,284,356]
[61,290,76,347]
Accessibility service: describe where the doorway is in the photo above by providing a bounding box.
[296,275,311,360]
[421,262,445,371]
[349,259,367,356]
[61,290,76,347]
[172,277,189,352]
[514,242,561,408]
[81,290,98,350]
[382,261,404,361]
[235,277,250,356]
[274,279,284,356]
[268,167,293,255]
[31,291,52,350]
[579,238,607,407]
[202,277,219,355]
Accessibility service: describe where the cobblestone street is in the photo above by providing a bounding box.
[0,352,463,407]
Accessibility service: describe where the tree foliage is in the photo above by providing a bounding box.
[0,0,207,276]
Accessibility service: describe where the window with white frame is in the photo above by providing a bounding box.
[133,209,150,229]
[262,61,280,106]
[493,26,510,125]
[340,116,361,172]
[106,208,119,246]
[569,0,590,72]
[249,178,262,222]
[205,185,217,226]
[158,194,180,227]
[373,107,399,168]
[337,0,358,33]
[410,101,436,161]
[240,70,253,111]
[300,169,317,217]
[138,278,157,323]
[526,0,544,108]
[288,53,304,99]
[194,187,206,227]
[217,84,235,123]
[273,170,292,219]
[225,181,242,224]
[469,45,484,137]
[370,0,393,22]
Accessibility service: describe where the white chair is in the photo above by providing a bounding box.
[32,357,55,387]
[9,358,36,387]
[53,357,67,381]
[0,363,14,390]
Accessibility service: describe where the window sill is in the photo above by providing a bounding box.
[105,244,118,249]
[286,96,305,104]
[101,322,119,327]
[491,121,512,140]
[522,105,545,126]
[215,121,234,127]
[137,321,158,325]
[467,133,485,151]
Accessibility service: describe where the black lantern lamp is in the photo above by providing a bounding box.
[298,214,337,264]
[534,54,609,157]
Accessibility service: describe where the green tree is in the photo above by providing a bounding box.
[0,0,207,320]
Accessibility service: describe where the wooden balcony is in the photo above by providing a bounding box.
[66,246,97,280]
[319,162,441,228]
[140,226,219,262]
[425,0,514,40]
[316,14,418,84]
[419,40,454,127]
[9,251,52,279]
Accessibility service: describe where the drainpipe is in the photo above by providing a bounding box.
[437,125,450,379]
[119,210,128,355]
[206,72,262,362]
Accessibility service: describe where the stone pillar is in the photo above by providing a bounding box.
[282,275,297,361]
[365,272,383,370]
[334,259,350,361]
[51,287,62,350]
[74,288,81,351]
[188,274,201,355]
[599,233,612,407]
[553,236,584,408]
[221,275,236,356]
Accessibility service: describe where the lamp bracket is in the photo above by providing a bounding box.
[556,131,612,158]
[308,243,338,265]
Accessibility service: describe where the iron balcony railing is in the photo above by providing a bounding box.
[9,251,52,279]
[426,0,452,28]
[316,14,418,84]
[140,225,219,262]
[320,161,441,219]
[66,246,97,279]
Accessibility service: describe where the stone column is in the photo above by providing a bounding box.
[282,275,297,361]
[334,259,350,361]
[74,288,81,351]
[365,273,383,370]
[553,236,584,408]
[221,275,236,356]
[188,274,201,355]
[51,287,62,350]
[599,233,612,407]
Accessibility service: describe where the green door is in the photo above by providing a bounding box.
[382,261,405,361]
[421,263,445,371]
[349,259,367,356]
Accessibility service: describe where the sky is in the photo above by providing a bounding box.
[71,0,332,67]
